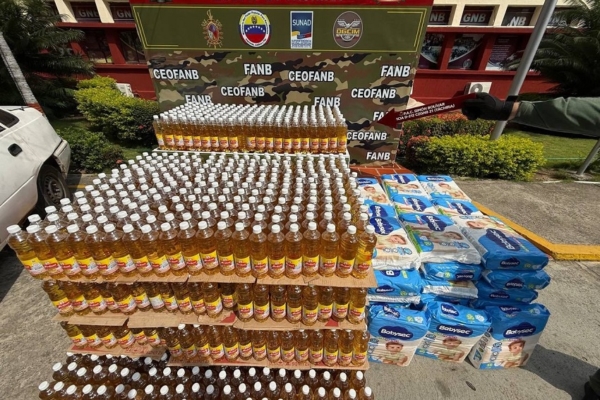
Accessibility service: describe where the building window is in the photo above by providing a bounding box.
[460,6,494,26]
[502,7,535,27]
[119,31,146,64]
[81,30,112,64]
[110,3,134,21]
[428,6,452,26]
[419,33,445,69]
[71,2,101,22]
[448,34,484,70]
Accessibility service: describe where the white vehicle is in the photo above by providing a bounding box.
[0,106,71,248]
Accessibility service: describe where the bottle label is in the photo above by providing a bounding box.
[192,298,206,314]
[118,295,137,313]
[41,257,62,274]
[150,255,170,273]
[239,342,253,359]
[210,344,225,359]
[319,138,329,152]
[302,306,318,324]
[164,135,175,147]
[184,254,202,272]
[246,136,256,149]
[318,303,333,321]
[287,305,302,322]
[230,137,239,150]
[292,138,301,151]
[70,333,87,347]
[281,347,295,362]
[210,136,219,148]
[265,137,274,150]
[185,344,198,358]
[338,257,355,275]
[252,257,269,276]
[325,349,339,364]
[221,294,235,309]
[133,331,147,344]
[178,296,193,313]
[157,136,165,147]
[296,348,309,362]
[320,257,337,275]
[52,297,73,315]
[192,136,202,149]
[238,301,254,319]
[206,297,223,315]
[338,137,347,151]
[133,256,152,273]
[353,351,367,365]
[71,295,89,312]
[271,303,286,320]
[254,302,270,321]
[267,346,281,362]
[88,295,107,312]
[85,333,103,347]
[175,134,184,147]
[269,257,285,276]
[349,306,365,322]
[167,252,186,270]
[183,134,193,147]
[285,257,302,276]
[104,296,119,311]
[101,333,117,347]
[198,343,211,358]
[356,259,372,273]
[118,331,135,348]
[201,136,210,148]
[253,344,267,359]
[225,343,239,360]
[219,136,230,149]
[78,257,98,275]
[59,257,81,275]
[283,138,292,151]
[234,256,251,274]
[309,348,323,364]
[256,136,265,149]
[201,251,218,270]
[329,137,338,151]
[339,350,353,365]
[21,257,45,276]
[170,343,183,358]
[218,254,235,273]
[303,255,319,274]
[134,293,151,309]
[147,332,161,347]
[333,302,349,319]
[310,138,320,152]
[149,294,165,310]
[116,254,136,273]
[96,256,118,276]
[274,138,283,151]
[301,137,310,151]
[164,295,179,311]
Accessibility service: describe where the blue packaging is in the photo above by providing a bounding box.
[422,262,483,282]
[433,198,483,217]
[417,175,471,200]
[356,177,392,206]
[420,293,471,307]
[475,280,538,304]
[392,194,438,215]
[482,270,551,290]
[368,270,423,304]
[453,215,549,271]
[399,213,481,264]
[416,302,491,363]
[422,279,479,300]
[367,304,430,366]
[469,303,551,369]
[381,174,429,197]
[368,203,398,219]
[370,216,420,270]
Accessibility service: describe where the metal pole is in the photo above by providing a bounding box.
[576,138,600,176]
[490,0,558,140]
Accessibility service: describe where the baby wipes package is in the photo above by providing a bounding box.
[381,174,428,197]
[433,198,483,217]
[416,301,491,363]
[368,203,398,219]
[367,304,430,366]
[392,194,438,215]
[422,279,479,300]
[357,177,392,206]
[417,175,471,200]
[420,293,471,307]
[482,270,551,290]
[469,303,551,369]
[368,270,423,304]
[422,262,483,282]
[475,280,538,305]
[453,215,549,271]
[400,213,481,265]
[371,216,420,270]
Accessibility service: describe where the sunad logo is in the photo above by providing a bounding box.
[505,279,524,289]
[379,326,413,340]
[455,272,474,281]
[376,286,395,293]
[504,322,536,338]
[486,229,519,251]
[424,215,446,231]
[500,257,521,267]
[437,324,473,337]
[440,304,459,316]
[383,305,400,318]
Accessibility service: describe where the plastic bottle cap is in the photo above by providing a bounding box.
[122,224,135,233]
[347,225,357,234]
[205,369,213,378]
[82,384,93,394]
[249,367,256,376]
[239,383,246,393]
[127,389,138,399]
[145,385,154,394]
[97,385,107,395]
[323,371,331,380]
[326,224,336,233]
[97,216,108,224]
[218,370,227,380]
[234,369,241,378]
[93,365,102,374]
[160,386,169,395]
[252,225,262,234]
[206,385,214,395]
[26,225,40,233]
[66,385,77,395]
[47,213,59,222]
[285,383,292,393]
[158,205,168,213]
[6,224,21,234]
[269,381,277,391]
[333,388,341,398]
[109,364,118,373]
[191,383,200,393]
[364,387,372,396]
[235,222,244,231]
[116,384,126,394]
[340,372,348,381]
[77,367,86,377]
[44,225,58,234]
[104,224,116,233]
[238,211,247,219]
[117,211,128,218]
[294,370,301,379]
[160,223,171,232]
[38,381,49,391]
[178,221,190,231]
[303,386,310,395]
[196,220,208,230]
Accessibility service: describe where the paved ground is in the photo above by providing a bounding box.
[458,181,600,245]
[1,247,598,400]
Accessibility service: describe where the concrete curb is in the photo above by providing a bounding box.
[473,201,600,261]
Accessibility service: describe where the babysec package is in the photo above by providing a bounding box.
[370,216,420,270]
[416,301,491,363]
[422,279,479,300]
[474,280,539,305]
[357,177,393,206]
[368,270,423,304]
[367,304,430,367]
[392,194,438,215]
[453,216,549,271]
[422,262,483,282]
[433,198,483,217]
[469,303,551,369]
[482,270,551,291]
[381,174,428,197]
[420,293,471,307]
[417,175,471,200]
[368,204,398,220]
[399,213,481,265]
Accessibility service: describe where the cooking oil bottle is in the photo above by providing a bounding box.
[232,222,251,277]
[222,326,239,361]
[266,331,281,363]
[252,330,267,361]
[206,325,227,360]
[308,329,324,364]
[267,224,285,278]
[165,327,183,358]
[285,224,303,279]
[270,285,286,322]
[188,282,205,315]
[27,225,64,279]
[131,283,151,313]
[302,285,319,326]
[236,283,253,322]
[177,221,201,275]
[131,327,148,346]
[159,223,186,276]
[237,328,253,361]
[359,387,374,400]
[302,222,320,277]
[61,322,87,347]
[319,224,339,277]
[66,225,99,281]
[295,330,309,362]
[337,226,358,278]
[172,283,193,314]
[80,325,103,348]
[159,282,179,313]
[318,286,334,322]
[353,225,376,279]
[332,287,350,322]
[61,281,90,316]
[141,225,170,277]
[42,280,73,316]
[286,285,302,324]
[249,225,268,278]
[114,325,135,349]
[348,288,367,324]
[197,221,218,274]
[100,283,120,313]
[97,326,118,348]
[144,282,165,313]
[178,324,197,360]
[45,225,82,279]
[352,330,370,366]
[323,329,339,366]
[113,284,137,315]
[122,224,153,277]
[82,283,108,315]
[85,225,119,281]
[215,221,235,275]
[280,330,295,363]
[191,325,210,360]
[220,283,236,310]
[338,330,354,366]
[202,282,223,318]
[253,284,270,322]
[103,224,136,278]
[6,225,47,279]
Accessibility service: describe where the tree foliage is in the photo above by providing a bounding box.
[0,0,93,115]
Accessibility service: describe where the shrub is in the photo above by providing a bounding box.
[399,112,494,157]
[58,127,123,173]
[75,76,159,145]
[407,134,545,181]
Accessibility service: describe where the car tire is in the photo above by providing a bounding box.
[35,164,70,215]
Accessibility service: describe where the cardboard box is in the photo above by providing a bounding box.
[53,312,128,326]
[257,275,307,286]
[167,356,368,371]
[137,274,188,283]
[67,342,166,359]
[305,270,377,288]
[188,273,255,284]
[233,317,366,331]
[46,275,138,284]
[127,310,237,328]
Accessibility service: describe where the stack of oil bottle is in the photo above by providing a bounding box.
[38,353,375,399]
[152,103,348,154]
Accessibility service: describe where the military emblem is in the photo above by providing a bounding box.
[333,11,363,48]
[202,10,223,49]
[239,10,271,48]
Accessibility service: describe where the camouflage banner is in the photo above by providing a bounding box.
[131,1,432,165]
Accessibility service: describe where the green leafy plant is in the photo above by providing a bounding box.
[58,126,123,172]
[407,135,545,181]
